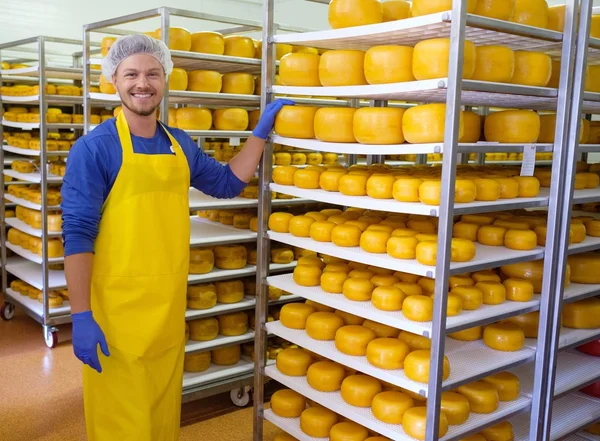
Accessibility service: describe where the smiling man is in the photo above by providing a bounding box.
[61,34,291,440]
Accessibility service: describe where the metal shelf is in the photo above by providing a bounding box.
[563,283,600,304]
[184,130,252,138]
[185,331,255,355]
[89,91,260,107]
[268,231,545,278]
[3,169,62,184]
[0,65,92,81]
[270,184,549,217]
[188,261,296,285]
[264,410,320,441]
[5,242,63,265]
[170,50,262,74]
[3,145,70,157]
[1,119,84,130]
[0,94,82,105]
[3,194,60,211]
[4,288,70,321]
[5,217,61,238]
[5,257,66,290]
[573,188,600,205]
[556,328,600,352]
[267,320,536,397]
[189,217,256,246]
[188,189,311,211]
[182,358,255,390]
[266,364,531,441]
[567,236,600,255]
[271,135,554,156]
[268,273,541,337]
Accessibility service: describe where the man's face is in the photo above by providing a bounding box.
[112,53,165,117]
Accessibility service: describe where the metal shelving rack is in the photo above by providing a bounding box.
[81,7,317,405]
[0,36,96,347]
[254,1,600,441]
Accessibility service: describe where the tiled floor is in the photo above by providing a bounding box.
[0,297,280,441]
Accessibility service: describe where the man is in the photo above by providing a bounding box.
[61,34,291,440]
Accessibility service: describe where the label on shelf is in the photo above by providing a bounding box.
[230,137,241,146]
[520,144,537,177]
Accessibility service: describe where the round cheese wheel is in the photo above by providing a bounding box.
[332,224,363,247]
[403,104,464,144]
[275,106,318,139]
[441,391,471,425]
[319,50,367,86]
[484,110,540,143]
[293,265,323,287]
[411,0,478,16]
[382,0,411,21]
[480,421,515,441]
[367,174,396,199]
[512,51,552,87]
[187,69,223,92]
[280,303,316,329]
[503,278,534,302]
[212,344,241,366]
[402,407,449,440]
[305,300,335,313]
[495,177,520,199]
[567,253,600,284]
[510,0,549,28]
[216,280,244,304]
[453,222,480,242]
[335,325,377,355]
[330,422,370,441]
[514,176,541,197]
[268,212,294,233]
[504,229,537,251]
[475,282,506,305]
[366,338,410,370]
[189,317,219,341]
[403,295,434,322]
[213,108,248,131]
[504,311,540,338]
[365,45,415,84]
[412,38,476,80]
[321,271,349,294]
[276,348,313,376]
[335,310,365,326]
[482,372,520,401]
[360,230,390,254]
[404,350,450,383]
[363,320,400,338]
[307,360,346,391]
[562,298,600,329]
[190,32,224,55]
[300,407,338,438]
[271,389,306,417]
[449,326,483,341]
[457,381,500,414]
[279,53,321,87]
[416,241,437,266]
[418,278,436,295]
[221,72,254,94]
[187,284,217,310]
[372,286,405,311]
[449,275,475,289]
[393,282,422,297]
[386,236,418,260]
[223,36,254,58]
[451,238,476,263]
[483,323,525,351]
[451,286,483,310]
[184,352,211,372]
[398,331,431,350]
[306,312,345,340]
[309,221,336,243]
[372,391,414,424]
[477,225,507,247]
[459,112,483,143]
[339,174,369,196]
[340,374,382,407]
[168,68,188,91]
[289,215,316,238]
[393,178,423,202]
[315,108,357,143]
[175,107,212,130]
[473,178,500,201]
[353,108,405,144]
[328,0,383,29]
[472,45,515,83]
[475,0,516,20]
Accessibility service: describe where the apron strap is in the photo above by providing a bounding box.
[115,111,135,162]
[158,121,185,159]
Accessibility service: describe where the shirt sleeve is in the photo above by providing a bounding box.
[178,133,247,199]
[61,138,110,257]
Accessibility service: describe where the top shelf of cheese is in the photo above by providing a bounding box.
[273,12,562,52]
[0,65,99,82]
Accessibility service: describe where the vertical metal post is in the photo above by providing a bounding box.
[367,100,386,165]
[529,1,586,439]
[159,7,171,125]
[345,98,360,167]
[253,2,275,439]
[425,1,467,440]
[39,37,50,332]
[83,27,92,135]
[0,48,6,302]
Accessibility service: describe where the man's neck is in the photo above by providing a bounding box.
[122,106,157,138]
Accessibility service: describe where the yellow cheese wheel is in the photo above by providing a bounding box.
[453,222,480,242]
[402,407,449,440]
[335,310,365,326]
[510,0,549,28]
[411,0,478,16]
[472,45,515,83]
[475,0,516,20]
[397,332,431,351]
[403,104,464,144]
[212,344,241,366]
[366,338,410,370]
[504,229,537,251]
[459,112,483,143]
[360,230,391,254]
[364,46,415,84]
[441,391,471,425]
[412,38,476,80]
[353,107,405,144]
[168,68,188,91]
[451,286,483,310]
[480,421,514,441]
[330,422,369,441]
[289,215,316,237]
[319,50,367,86]
[404,350,450,383]
[190,32,224,55]
[308,221,335,243]
[512,51,552,87]
[307,360,346,392]
[271,389,306,417]
[187,284,217,310]
[221,73,254,95]
[275,105,318,139]
[473,270,501,283]
[215,280,244,304]
[99,75,116,94]
[184,352,211,372]
[342,277,374,301]
[340,374,382,407]
[328,0,383,29]
[515,176,541,197]
[214,245,247,270]
[155,27,191,51]
[280,303,316,329]
[495,177,520,199]
[562,298,600,329]
[332,224,363,247]
[402,295,434,322]
[276,347,313,376]
[335,325,377,356]
[457,381,500,414]
[371,286,405,311]
[503,278,534,302]
[475,282,506,305]
[268,212,294,233]
[300,407,338,438]
[371,391,414,425]
[484,110,540,143]
[314,108,357,143]
[449,326,483,341]
[175,107,212,130]
[189,248,214,275]
[223,36,255,58]
[483,323,525,351]
[363,320,400,338]
[321,271,349,294]
[213,108,248,131]
[279,53,321,87]
[295,168,323,190]
[547,5,566,32]
[101,36,116,57]
[218,312,248,336]
[305,312,344,340]
[189,317,219,341]
[567,253,600,284]
[482,372,520,401]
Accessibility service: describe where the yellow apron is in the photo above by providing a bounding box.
[83,111,190,441]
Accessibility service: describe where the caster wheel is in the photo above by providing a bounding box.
[0,303,15,321]
[44,329,58,349]
[230,387,250,407]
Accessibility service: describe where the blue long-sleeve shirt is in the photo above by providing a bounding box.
[61,118,247,257]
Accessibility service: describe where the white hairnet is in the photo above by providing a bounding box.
[101,34,174,80]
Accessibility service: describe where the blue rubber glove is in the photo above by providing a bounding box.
[72,310,110,373]
[252,99,296,140]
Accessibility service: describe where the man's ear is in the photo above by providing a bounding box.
[111,74,117,86]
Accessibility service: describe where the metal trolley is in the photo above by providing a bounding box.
[0,36,97,348]
[254,1,600,440]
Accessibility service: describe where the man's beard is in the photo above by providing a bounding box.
[122,98,158,117]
